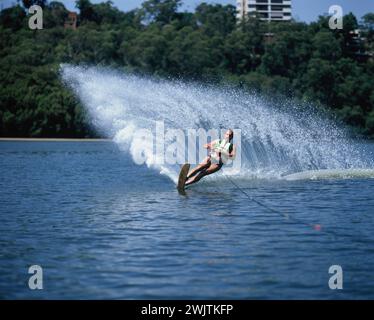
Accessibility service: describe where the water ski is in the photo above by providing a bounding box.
[177,163,190,194]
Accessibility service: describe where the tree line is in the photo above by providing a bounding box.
[0,0,373,137]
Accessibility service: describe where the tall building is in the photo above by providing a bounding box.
[236,0,292,22]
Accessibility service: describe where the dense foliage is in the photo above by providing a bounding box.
[0,0,373,137]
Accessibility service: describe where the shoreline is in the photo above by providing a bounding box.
[0,138,111,142]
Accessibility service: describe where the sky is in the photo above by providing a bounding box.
[0,0,373,22]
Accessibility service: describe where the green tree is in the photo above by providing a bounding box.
[366,110,374,135]
[0,1,373,138]
[76,0,95,22]
[22,0,48,8]
[140,0,182,25]
[312,30,342,61]
[0,5,26,31]
[195,3,236,36]
[301,58,337,106]
[44,2,69,28]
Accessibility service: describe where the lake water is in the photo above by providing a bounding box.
[0,141,373,299]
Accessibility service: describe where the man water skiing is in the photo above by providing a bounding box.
[185,129,236,186]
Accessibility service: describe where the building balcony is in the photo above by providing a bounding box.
[270,2,291,6]
[269,8,291,12]
[271,0,291,3]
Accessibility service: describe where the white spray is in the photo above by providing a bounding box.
[61,64,373,183]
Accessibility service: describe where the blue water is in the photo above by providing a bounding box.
[0,141,373,299]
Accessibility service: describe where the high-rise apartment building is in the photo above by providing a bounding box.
[236,0,292,21]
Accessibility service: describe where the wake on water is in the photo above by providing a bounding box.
[60,64,374,183]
